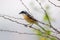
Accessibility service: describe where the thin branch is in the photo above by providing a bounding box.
[0,29,36,35]
[0,14,24,20]
[0,29,52,39]
[58,0,60,1]
[0,29,48,38]
[48,0,60,7]
[50,35,60,40]
[0,29,51,39]
[0,29,59,40]
[0,15,27,26]
[36,0,60,33]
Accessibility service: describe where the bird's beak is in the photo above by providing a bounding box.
[19,12,22,14]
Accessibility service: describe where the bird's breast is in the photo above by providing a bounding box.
[23,15,36,24]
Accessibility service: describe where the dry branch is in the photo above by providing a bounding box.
[48,0,60,7]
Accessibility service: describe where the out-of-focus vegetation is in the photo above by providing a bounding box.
[29,1,57,40]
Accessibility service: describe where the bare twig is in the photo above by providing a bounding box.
[0,29,52,39]
[50,35,60,40]
[36,0,60,34]
[0,14,24,20]
[58,0,60,1]
[48,0,60,7]
[0,29,36,35]
[0,29,59,40]
[0,15,27,26]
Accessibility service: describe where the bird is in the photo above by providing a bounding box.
[19,11,46,31]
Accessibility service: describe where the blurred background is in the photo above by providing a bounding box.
[0,0,60,40]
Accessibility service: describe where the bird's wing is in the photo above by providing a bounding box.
[28,14,37,21]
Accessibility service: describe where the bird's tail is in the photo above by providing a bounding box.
[35,23,47,32]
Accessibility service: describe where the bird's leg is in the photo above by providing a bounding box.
[28,24,33,27]
[27,24,33,27]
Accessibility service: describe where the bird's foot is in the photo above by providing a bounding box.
[27,24,33,28]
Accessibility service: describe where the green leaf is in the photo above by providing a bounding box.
[50,37,56,40]
[45,30,51,35]
[43,13,54,22]
[32,29,43,36]
[35,30,42,36]
[43,14,49,21]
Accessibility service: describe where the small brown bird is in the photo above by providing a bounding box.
[19,11,46,31]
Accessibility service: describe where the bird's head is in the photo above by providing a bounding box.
[19,11,27,15]
[19,11,30,16]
